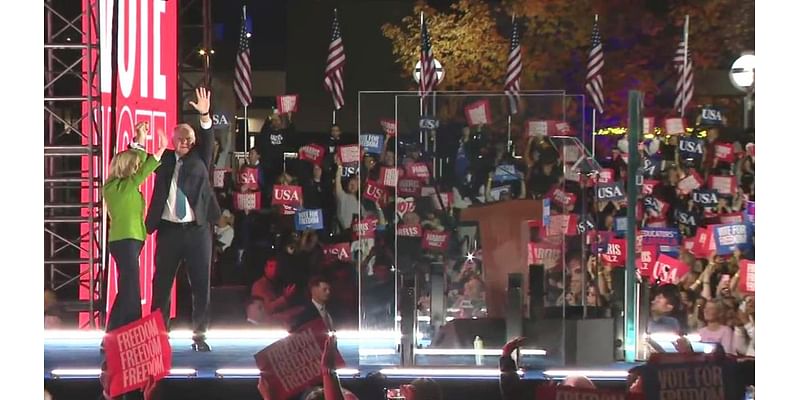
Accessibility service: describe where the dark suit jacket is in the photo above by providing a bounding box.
[145,123,221,233]
[286,300,335,333]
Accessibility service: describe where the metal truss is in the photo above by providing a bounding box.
[179,0,212,120]
[44,0,104,328]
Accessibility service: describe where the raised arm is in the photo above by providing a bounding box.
[321,336,345,400]
[189,87,214,168]
[498,337,525,400]
[130,125,167,186]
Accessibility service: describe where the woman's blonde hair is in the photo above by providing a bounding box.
[108,150,141,180]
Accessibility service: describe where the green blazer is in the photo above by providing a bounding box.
[103,149,161,243]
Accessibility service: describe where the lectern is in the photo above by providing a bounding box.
[460,199,543,318]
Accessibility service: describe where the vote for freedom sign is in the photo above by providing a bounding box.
[103,312,171,398]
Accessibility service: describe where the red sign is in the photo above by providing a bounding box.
[547,187,576,208]
[380,118,397,137]
[276,94,299,114]
[85,0,179,325]
[714,143,735,163]
[103,312,172,398]
[254,319,344,400]
[397,178,422,197]
[527,242,562,268]
[525,119,549,137]
[363,181,385,203]
[664,117,686,135]
[323,243,352,263]
[554,121,574,136]
[739,260,755,293]
[397,197,416,218]
[379,167,399,187]
[542,214,578,237]
[641,179,659,196]
[422,230,450,251]
[237,166,260,191]
[299,144,325,165]
[212,168,229,189]
[677,171,704,195]
[234,191,262,211]
[464,99,491,126]
[651,254,690,285]
[637,246,658,277]
[601,238,627,266]
[406,162,430,182]
[430,191,453,210]
[272,185,303,206]
[708,175,736,195]
[397,224,422,237]
[352,217,378,239]
[643,116,656,134]
[536,385,632,400]
[598,168,615,184]
[338,144,361,166]
[719,212,744,224]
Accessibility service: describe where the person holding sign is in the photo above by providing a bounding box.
[103,122,168,332]
[145,88,220,352]
[333,155,365,234]
[648,284,686,334]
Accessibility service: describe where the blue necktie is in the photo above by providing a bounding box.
[175,160,187,219]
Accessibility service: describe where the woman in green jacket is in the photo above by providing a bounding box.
[103,122,167,331]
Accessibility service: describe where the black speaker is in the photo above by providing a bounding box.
[529,264,545,319]
[507,273,523,341]
[431,318,506,348]
[209,285,249,327]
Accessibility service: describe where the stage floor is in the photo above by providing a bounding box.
[45,330,638,399]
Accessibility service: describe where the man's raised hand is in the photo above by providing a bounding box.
[189,87,211,115]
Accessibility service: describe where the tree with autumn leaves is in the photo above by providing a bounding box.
[382,0,754,128]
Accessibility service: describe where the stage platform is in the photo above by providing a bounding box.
[45,329,641,399]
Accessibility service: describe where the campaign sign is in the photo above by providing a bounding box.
[103,312,171,397]
[234,191,262,212]
[272,185,303,207]
[360,134,384,155]
[576,217,595,235]
[693,227,715,257]
[337,144,361,167]
[554,121,574,136]
[397,178,422,197]
[419,117,440,130]
[643,116,656,134]
[714,143,735,163]
[380,118,397,136]
[276,94,299,114]
[340,166,359,178]
[644,196,670,219]
[543,214,578,237]
[525,119,549,137]
[493,164,519,183]
[238,166,260,191]
[535,384,629,400]
[294,209,324,231]
[378,167,399,187]
[298,144,325,165]
[651,253,690,285]
[641,156,662,178]
[254,319,344,400]
[679,137,704,159]
[642,179,659,196]
[596,182,626,202]
[431,191,453,211]
[547,187,576,208]
[699,106,725,126]
[598,168,615,184]
[464,99,492,126]
[601,238,626,267]
[713,223,750,255]
[718,212,744,224]
[638,245,659,277]
[674,209,698,228]
[692,190,719,207]
[406,162,430,182]
[639,354,742,400]
[422,230,450,251]
[527,242,562,268]
[664,117,687,135]
[324,243,352,263]
[614,217,628,235]
[363,181,385,203]
[708,175,736,195]
[542,199,551,227]
[739,260,755,293]
[213,168,229,189]
[352,217,378,239]
[677,171,704,195]
[396,224,422,237]
[397,197,416,218]
[640,228,681,247]
[745,201,755,224]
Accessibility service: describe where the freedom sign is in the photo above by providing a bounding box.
[103,312,171,398]
[397,178,422,197]
[739,260,755,293]
[713,223,751,255]
[651,253,690,285]
[272,185,303,207]
[276,94,299,114]
[464,99,492,126]
[664,117,687,135]
[294,209,324,231]
[213,168,229,189]
[234,191,262,212]
[379,167,399,187]
[525,119,549,137]
[406,162,430,182]
[299,144,325,165]
[254,319,344,400]
[360,134,384,154]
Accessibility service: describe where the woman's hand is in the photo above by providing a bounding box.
[155,129,168,159]
[502,336,526,357]
[135,121,149,146]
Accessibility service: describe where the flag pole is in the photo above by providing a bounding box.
[591,14,598,158]
[680,15,689,118]
[332,8,338,126]
[507,14,515,154]
[332,110,336,125]
[243,105,249,150]
[419,12,424,146]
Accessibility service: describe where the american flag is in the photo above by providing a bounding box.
[585,18,604,114]
[504,19,522,115]
[233,6,252,108]
[419,15,437,100]
[324,11,346,110]
[673,38,694,116]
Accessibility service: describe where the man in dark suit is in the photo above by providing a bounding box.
[287,275,335,333]
[145,87,221,352]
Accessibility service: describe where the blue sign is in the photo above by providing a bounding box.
[493,164,520,183]
[679,137,704,159]
[699,106,725,126]
[640,228,682,247]
[295,209,324,231]
[614,217,627,235]
[745,201,755,225]
[713,223,752,255]
[542,199,551,227]
[360,134,384,154]
[596,182,626,202]
[641,156,662,178]
[419,117,440,130]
